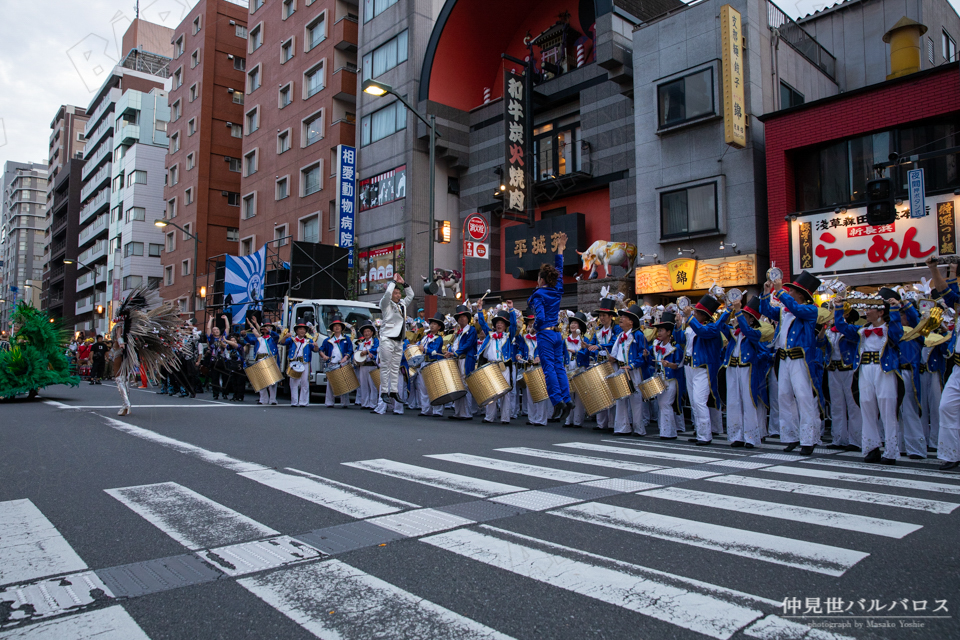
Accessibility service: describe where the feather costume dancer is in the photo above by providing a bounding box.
[110,286,183,416]
[0,302,79,399]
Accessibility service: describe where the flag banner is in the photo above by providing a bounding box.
[224,246,265,325]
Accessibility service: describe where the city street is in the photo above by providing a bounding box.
[1,384,958,640]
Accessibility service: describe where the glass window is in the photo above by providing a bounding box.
[780,81,804,109]
[250,24,263,51]
[185,188,194,204]
[244,150,257,176]
[302,163,321,195]
[278,130,291,153]
[363,0,398,23]
[148,243,162,257]
[188,118,196,135]
[124,241,144,257]
[274,225,289,246]
[242,193,256,219]
[189,84,198,102]
[302,112,323,147]
[283,0,296,19]
[123,275,143,289]
[234,56,246,71]
[182,260,191,276]
[248,66,261,92]
[166,233,176,252]
[236,25,247,39]
[660,183,718,238]
[301,215,319,243]
[127,170,147,186]
[657,68,714,128]
[227,227,239,242]
[279,84,292,108]
[899,120,959,193]
[246,107,259,134]
[945,29,957,62]
[281,39,294,63]
[849,133,891,202]
[186,153,195,170]
[276,178,289,200]
[305,63,324,98]
[306,15,325,50]
[166,198,177,218]
[227,192,241,206]
[363,30,408,80]
[230,123,242,138]
[125,206,145,222]
[164,266,174,286]
[360,101,405,146]
[357,242,404,295]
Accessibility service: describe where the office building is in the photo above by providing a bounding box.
[1,162,48,332]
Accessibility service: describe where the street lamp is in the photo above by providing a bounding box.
[155,219,201,312]
[362,79,442,296]
[63,257,96,274]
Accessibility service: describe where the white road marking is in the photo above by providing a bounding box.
[598,438,748,456]
[366,508,476,537]
[707,475,958,514]
[557,441,723,463]
[238,559,513,640]
[553,502,867,576]
[642,487,921,539]
[706,460,774,470]
[239,468,414,519]
[743,614,855,640]
[0,605,150,640]
[495,447,665,473]
[426,453,606,483]
[0,571,114,627]
[52,405,255,409]
[41,400,72,410]
[0,499,87,586]
[799,457,960,480]
[488,490,585,511]
[835,450,941,465]
[105,482,278,550]
[203,536,324,577]
[763,466,960,495]
[423,525,783,640]
[342,459,525,498]
[580,478,662,493]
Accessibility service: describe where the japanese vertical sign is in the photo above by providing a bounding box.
[799,222,813,269]
[667,258,697,291]
[908,168,926,219]
[937,201,956,255]
[335,144,356,268]
[503,70,527,215]
[720,5,746,148]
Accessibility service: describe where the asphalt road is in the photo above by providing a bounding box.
[1,383,958,640]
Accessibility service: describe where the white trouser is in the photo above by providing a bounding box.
[920,370,941,448]
[378,337,403,397]
[778,357,818,446]
[767,367,780,436]
[416,370,442,415]
[859,363,899,459]
[259,383,277,405]
[657,378,679,437]
[324,382,348,407]
[827,369,861,447]
[756,400,768,439]
[290,372,311,406]
[566,391,587,426]
[684,365,712,442]
[407,371,420,410]
[375,379,406,415]
[358,366,378,408]
[900,376,926,457]
[710,407,723,435]
[937,367,960,463]
[484,365,514,423]
[727,365,760,446]
[614,368,647,434]
[453,391,474,418]
[595,406,613,428]
[524,389,550,424]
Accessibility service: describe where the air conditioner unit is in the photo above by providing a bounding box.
[227,88,235,93]
[227,54,234,60]
[221,191,229,196]
[225,122,233,127]
[229,20,236,25]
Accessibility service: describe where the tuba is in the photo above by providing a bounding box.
[901,307,944,342]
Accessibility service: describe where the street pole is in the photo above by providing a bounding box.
[428,114,436,286]
[192,234,198,314]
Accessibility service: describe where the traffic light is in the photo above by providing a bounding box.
[865,178,896,226]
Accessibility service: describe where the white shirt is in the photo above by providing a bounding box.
[597,325,614,346]
[861,323,888,353]
[732,332,744,358]
[329,339,343,362]
[827,330,843,360]
[484,332,509,362]
[653,339,674,362]
[256,336,271,355]
[776,307,795,350]
[684,326,696,357]
[611,330,633,363]
[922,346,932,365]
[523,333,538,359]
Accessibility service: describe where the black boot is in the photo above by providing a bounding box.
[783,441,799,452]
[557,401,573,425]
[799,445,815,456]
[864,447,881,463]
[549,403,564,422]
[939,460,960,471]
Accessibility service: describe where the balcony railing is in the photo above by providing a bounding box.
[332,67,357,102]
[50,266,65,281]
[78,188,110,225]
[82,143,112,180]
[78,213,108,247]
[767,0,836,80]
[87,87,121,130]
[80,164,111,201]
[76,296,94,315]
[51,240,66,255]
[84,118,113,155]
[78,239,107,264]
[333,15,359,52]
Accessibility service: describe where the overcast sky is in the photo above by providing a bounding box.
[0,0,957,171]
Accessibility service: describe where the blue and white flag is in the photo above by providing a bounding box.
[224,246,265,325]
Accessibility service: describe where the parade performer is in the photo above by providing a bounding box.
[90,334,109,385]
[676,295,727,446]
[355,322,379,409]
[476,308,517,424]
[564,312,591,428]
[586,298,621,430]
[760,270,823,454]
[920,329,949,455]
[0,302,79,399]
[650,311,684,439]
[882,288,926,459]
[108,287,182,416]
[527,239,573,423]
[247,317,280,405]
[378,273,414,404]
[516,311,550,425]
[415,313,446,417]
[720,296,772,448]
[283,322,316,407]
[320,316,353,408]
[612,304,648,437]
[924,258,960,470]
[833,294,903,464]
[823,306,862,450]
[444,304,477,420]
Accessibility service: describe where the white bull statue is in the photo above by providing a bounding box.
[577,240,638,279]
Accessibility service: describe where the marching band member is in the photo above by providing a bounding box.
[920,329,949,455]
[319,316,353,408]
[378,274,414,405]
[823,307,862,451]
[924,257,960,470]
[612,304,649,437]
[586,298,621,430]
[516,312,550,425]
[246,317,280,406]
[760,271,823,454]
[416,313,446,417]
[676,295,727,446]
[883,288,927,459]
[720,296,772,449]
[650,311,684,439]
[356,322,379,410]
[564,312,591,428]
[476,308,517,424]
[282,322,316,407]
[527,241,573,424]
[444,304,477,421]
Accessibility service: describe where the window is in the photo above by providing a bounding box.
[166,232,176,252]
[274,224,289,246]
[182,259,191,276]
[252,0,263,11]
[279,83,292,108]
[232,89,244,104]
[304,62,324,98]
[244,149,258,176]
[227,227,239,242]
[233,55,246,71]
[360,101,405,146]
[277,129,291,154]
[172,100,181,121]
[186,153,195,170]
[362,30,408,80]
[249,23,263,52]
[281,38,294,63]
[166,198,177,219]
[125,206,145,222]
[928,36,936,64]
[189,84,198,102]
[660,183,719,238]
[242,192,256,219]
[230,123,242,138]
[363,0,398,23]
[301,110,323,147]
[240,238,253,256]
[532,116,581,181]
[276,177,289,200]
[357,242,404,295]
[164,265,174,286]
[657,67,715,128]
[227,156,242,172]
[300,214,319,243]
[170,132,180,152]
[148,243,163,257]
[779,81,804,109]
[236,24,247,38]
[301,162,321,196]
[945,29,958,62]
[169,165,179,185]
[245,107,259,134]
[182,223,193,240]
[227,192,241,206]
[187,118,196,136]
[305,14,325,50]
[190,49,199,68]
[175,36,184,57]
[127,170,147,186]
[174,67,183,88]
[282,0,296,19]
[185,187,194,204]
[247,65,261,93]
[192,15,201,34]
[123,275,143,290]
[124,241,145,257]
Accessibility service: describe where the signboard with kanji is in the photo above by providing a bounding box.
[503,70,527,216]
[635,255,758,295]
[667,258,697,291]
[908,168,926,219]
[334,144,357,269]
[789,194,955,276]
[720,5,746,149]
[504,213,585,279]
[464,241,489,259]
[465,214,488,242]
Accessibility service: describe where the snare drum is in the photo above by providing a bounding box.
[421,358,467,406]
[466,362,511,407]
[638,374,668,400]
[571,362,615,416]
[287,360,307,379]
[326,362,360,396]
[605,369,635,401]
[522,366,549,403]
[246,357,284,391]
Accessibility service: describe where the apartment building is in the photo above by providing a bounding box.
[1,162,48,331]
[161,0,249,315]
[237,0,359,257]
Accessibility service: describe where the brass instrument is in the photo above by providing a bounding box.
[901,307,944,342]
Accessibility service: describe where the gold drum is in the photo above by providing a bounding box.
[246,357,284,392]
[571,362,615,416]
[326,363,360,396]
[606,369,635,401]
[639,375,668,401]
[466,362,511,407]
[404,344,425,367]
[369,367,381,390]
[422,358,467,406]
[523,366,549,403]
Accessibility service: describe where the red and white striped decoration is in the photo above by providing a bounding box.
[483,87,491,104]
[576,44,585,68]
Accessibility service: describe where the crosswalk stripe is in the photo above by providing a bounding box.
[203,536,325,577]
[495,447,665,473]
[835,450,941,465]
[0,605,150,640]
[238,559,514,640]
[488,490,588,511]
[423,525,784,640]
[762,466,960,495]
[559,441,723,463]
[598,438,748,456]
[0,499,88,586]
[426,453,606,483]
[342,459,525,498]
[105,482,279,551]
[798,457,960,480]
[366,508,476,537]
[707,475,958,514]
[553,502,867,576]
[0,571,115,628]
[238,468,415,519]
[641,487,921,539]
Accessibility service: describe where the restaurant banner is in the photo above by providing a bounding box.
[503,70,527,215]
[635,254,758,295]
[720,4,746,148]
[504,213,585,279]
